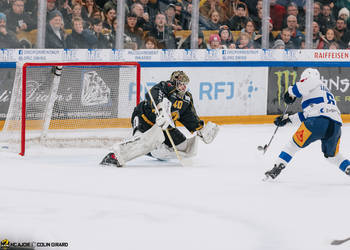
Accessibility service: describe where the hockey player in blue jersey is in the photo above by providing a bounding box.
[265,68,350,179]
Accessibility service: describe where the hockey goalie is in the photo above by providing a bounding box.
[100,71,219,167]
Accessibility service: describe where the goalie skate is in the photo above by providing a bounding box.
[100,153,122,167]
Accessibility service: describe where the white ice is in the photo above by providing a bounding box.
[1,124,350,250]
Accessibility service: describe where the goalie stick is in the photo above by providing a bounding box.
[142,83,186,167]
[331,237,350,245]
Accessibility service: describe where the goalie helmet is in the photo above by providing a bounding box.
[300,68,320,81]
[170,71,190,97]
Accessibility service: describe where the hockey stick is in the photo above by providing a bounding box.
[331,237,350,245]
[143,83,185,166]
[257,105,289,154]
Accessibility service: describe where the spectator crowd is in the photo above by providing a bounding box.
[1,0,350,50]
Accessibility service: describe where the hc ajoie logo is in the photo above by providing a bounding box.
[1,239,10,249]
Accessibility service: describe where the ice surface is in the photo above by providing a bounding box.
[1,124,350,250]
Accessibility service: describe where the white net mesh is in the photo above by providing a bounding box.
[0,62,140,154]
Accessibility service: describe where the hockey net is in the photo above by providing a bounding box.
[0,62,140,155]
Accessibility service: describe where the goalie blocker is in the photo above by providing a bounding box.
[100,71,219,167]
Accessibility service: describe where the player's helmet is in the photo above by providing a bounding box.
[170,71,189,97]
[300,68,320,81]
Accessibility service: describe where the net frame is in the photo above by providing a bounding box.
[10,61,140,156]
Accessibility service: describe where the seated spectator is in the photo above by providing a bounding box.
[208,33,224,49]
[102,6,116,31]
[47,0,58,17]
[0,12,21,48]
[83,0,101,21]
[105,16,116,47]
[174,2,186,30]
[285,14,304,48]
[312,21,323,49]
[64,3,88,29]
[143,36,159,49]
[251,7,262,31]
[103,0,129,18]
[65,17,97,48]
[5,0,35,33]
[179,30,208,49]
[322,4,335,30]
[338,7,350,28]
[282,2,305,31]
[130,2,152,31]
[0,0,11,13]
[218,27,235,49]
[165,4,182,31]
[270,0,285,31]
[45,10,66,48]
[148,12,177,49]
[227,3,248,31]
[253,18,275,48]
[90,18,110,48]
[236,32,254,49]
[334,18,350,48]
[329,41,340,49]
[318,28,337,49]
[314,2,327,34]
[139,0,158,25]
[241,19,257,41]
[206,10,223,30]
[199,0,227,22]
[124,12,143,49]
[276,28,295,49]
[272,39,285,49]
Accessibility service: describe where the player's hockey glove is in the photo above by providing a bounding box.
[156,110,172,130]
[274,114,291,127]
[284,90,296,104]
[197,121,219,144]
[156,98,175,130]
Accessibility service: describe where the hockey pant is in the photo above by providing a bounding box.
[276,117,350,173]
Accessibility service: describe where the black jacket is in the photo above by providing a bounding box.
[45,24,66,48]
[148,26,177,49]
[65,29,97,49]
[5,9,35,33]
[0,29,21,48]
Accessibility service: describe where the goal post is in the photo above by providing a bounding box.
[1,61,141,156]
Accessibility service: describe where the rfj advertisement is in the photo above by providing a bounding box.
[140,67,268,116]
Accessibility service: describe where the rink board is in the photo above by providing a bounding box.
[1,61,350,128]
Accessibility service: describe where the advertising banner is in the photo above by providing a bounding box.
[267,67,350,115]
[0,68,16,120]
[141,67,268,116]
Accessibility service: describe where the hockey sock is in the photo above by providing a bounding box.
[275,139,300,166]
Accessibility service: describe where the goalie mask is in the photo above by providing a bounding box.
[170,71,190,97]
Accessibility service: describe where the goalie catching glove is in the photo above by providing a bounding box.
[197,121,219,144]
[156,98,175,130]
[274,114,291,127]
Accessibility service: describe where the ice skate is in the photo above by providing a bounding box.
[265,163,286,180]
[100,153,122,167]
[345,166,350,175]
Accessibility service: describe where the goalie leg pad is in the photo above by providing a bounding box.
[198,121,219,144]
[150,136,198,160]
[112,125,165,165]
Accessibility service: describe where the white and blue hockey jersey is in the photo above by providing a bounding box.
[288,76,343,125]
